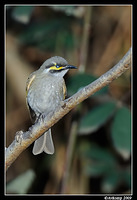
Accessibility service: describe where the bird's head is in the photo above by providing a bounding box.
[39,56,77,77]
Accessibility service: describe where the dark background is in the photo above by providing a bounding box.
[6,5,131,194]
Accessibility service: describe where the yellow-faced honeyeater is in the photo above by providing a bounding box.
[26,56,77,155]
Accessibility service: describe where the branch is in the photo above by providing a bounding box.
[79,6,92,72]
[61,8,92,191]
[6,47,132,171]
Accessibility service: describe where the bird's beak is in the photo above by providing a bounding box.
[65,65,77,70]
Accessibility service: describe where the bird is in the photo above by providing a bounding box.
[26,56,77,155]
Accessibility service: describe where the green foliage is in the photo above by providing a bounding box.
[79,143,131,193]
[19,18,75,52]
[50,5,76,16]
[76,93,131,193]
[11,6,34,23]
[77,104,131,192]
[101,169,122,193]
[67,73,108,96]
[82,143,116,165]
[111,106,131,159]
[6,6,131,194]
[67,71,131,192]
[78,102,116,134]
[6,169,36,194]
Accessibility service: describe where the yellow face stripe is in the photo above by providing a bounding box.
[49,65,64,71]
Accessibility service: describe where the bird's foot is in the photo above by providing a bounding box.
[61,100,66,109]
[15,130,23,144]
[38,113,47,123]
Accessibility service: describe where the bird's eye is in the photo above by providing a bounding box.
[56,65,60,68]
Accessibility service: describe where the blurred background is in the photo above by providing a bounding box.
[6,5,131,194]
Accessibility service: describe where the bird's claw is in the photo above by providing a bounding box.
[61,100,66,108]
[15,130,23,144]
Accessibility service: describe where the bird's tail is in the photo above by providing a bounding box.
[32,129,54,155]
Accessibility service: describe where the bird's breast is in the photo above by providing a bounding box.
[27,76,65,115]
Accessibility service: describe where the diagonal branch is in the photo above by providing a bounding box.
[5,47,132,171]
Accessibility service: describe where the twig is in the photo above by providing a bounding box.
[5,47,132,171]
[60,121,78,193]
[79,6,92,72]
[60,7,92,193]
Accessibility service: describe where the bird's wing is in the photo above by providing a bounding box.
[26,73,36,95]
[26,72,37,123]
[63,79,67,99]
[27,104,37,123]
[32,129,54,155]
